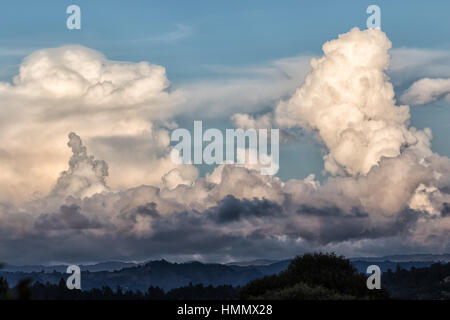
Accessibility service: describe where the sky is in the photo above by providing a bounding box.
[0,1,450,264]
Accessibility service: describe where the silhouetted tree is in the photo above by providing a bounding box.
[0,264,9,300]
[240,252,390,300]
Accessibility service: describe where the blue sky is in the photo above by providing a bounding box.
[2,0,450,79]
[1,0,449,181]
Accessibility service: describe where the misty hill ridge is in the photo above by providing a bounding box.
[1,261,137,273]
[5,253,449,273]
[0,259,291,292]
[350,254,450,263]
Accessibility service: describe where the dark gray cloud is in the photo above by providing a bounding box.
[296,205,369,218]
[442,203,450,217]
[1,193,442,265]
[206,195,284,223]
[35,204,101,230]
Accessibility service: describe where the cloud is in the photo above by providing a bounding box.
[389,48,450,85]
[1,162,448,264]
[206,195,284,223]
[274,28,431,178]
[50,132,109,199]
[231,113,273,131]
[133,24,194,44]
[176,56,313,118]
[0,45,196,203]
[389,48,450,105]
[34,204,100,231]
[400,78,450,105]
[0,135,447,264]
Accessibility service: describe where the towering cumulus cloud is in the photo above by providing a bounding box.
[51,132,109,199]
[0,45,195,203]
[275,28,427,176]
[0,28,449,264]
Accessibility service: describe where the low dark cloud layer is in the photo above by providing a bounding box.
[1,190,447,265]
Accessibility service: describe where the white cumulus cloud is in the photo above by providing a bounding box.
[401,77,450,105]
[0,45,195,203]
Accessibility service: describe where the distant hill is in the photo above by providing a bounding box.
[228,259,292,276]
[351,260,436,273]
[227,254,450,274]
[0,260,279,291]
[226,259,279,267]
[349,254,450,273]
[4,253,449,273]
[1,261,137,273]
[350,254,450,263]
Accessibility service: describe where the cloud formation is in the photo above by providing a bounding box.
[50,132,109,199]
[0,28,449,264]
[0,130,448,264]
[0,45,195,203]
[274,28,427,177]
